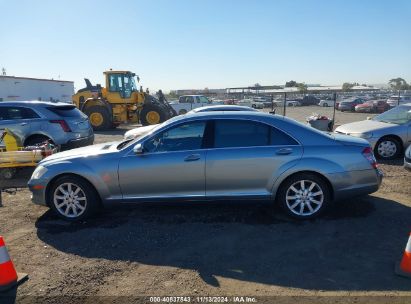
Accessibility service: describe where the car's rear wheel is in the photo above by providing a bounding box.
[278,173,331,219]
[323,103,328,107]
[25,135,52,146]
[49,176,99,221]
[375,137,401,160]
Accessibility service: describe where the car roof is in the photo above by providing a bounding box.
[172,110,281,124]
[180,95,206,97]
[0,100,74,107]
[190,105,258,112]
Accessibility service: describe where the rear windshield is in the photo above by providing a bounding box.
[47,106,84,118]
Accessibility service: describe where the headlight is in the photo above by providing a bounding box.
[351,133,373,139]
[32,165,48,179]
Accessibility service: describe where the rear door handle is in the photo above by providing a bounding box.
[276,148,293,155]
[184,154,201,162]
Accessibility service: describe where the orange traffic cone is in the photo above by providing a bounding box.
[0,236,28,292]
[395,232,411,278]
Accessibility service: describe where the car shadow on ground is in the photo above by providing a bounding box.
[35,196,411,292]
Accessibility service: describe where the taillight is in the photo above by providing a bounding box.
[362,146,378,169]
[50,120,71,132]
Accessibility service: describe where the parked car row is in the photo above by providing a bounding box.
[3,100,409,223]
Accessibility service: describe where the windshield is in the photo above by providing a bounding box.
[372,105,411,124]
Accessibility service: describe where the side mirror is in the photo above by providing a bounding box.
[133,143,144,154]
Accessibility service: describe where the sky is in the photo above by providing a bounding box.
[1,0,410,92]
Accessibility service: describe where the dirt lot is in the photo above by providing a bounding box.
[1,107,411,303]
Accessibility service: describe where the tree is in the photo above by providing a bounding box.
[285,80,297,87]
[389,78,410,90]
[297,82,308,93]
[254,83,262,87]
[168,90,178,98]
[342,82,356,92]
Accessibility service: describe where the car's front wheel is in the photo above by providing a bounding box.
[278,173,331,219]
[48,176,99,221]
[375,137,401,160]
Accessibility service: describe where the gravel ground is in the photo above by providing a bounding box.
[1,107,410,303]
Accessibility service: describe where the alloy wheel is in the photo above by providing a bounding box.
[285,180,324,216]
[53,182,87,218]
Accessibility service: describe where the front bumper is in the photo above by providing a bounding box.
[61,134,94,150]
[28,178,48,206]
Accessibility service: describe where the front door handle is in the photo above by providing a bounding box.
[276,148,293,155]
[184,154,201,162]
[20,122,28,126]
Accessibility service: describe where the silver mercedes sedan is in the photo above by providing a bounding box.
[28,112,383,221]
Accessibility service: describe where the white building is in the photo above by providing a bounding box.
[0,75,74,103]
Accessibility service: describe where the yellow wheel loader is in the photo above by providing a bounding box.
[72,71,176,130]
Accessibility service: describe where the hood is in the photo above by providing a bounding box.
[335,119,397,134]
[331,133,369,147]
[41,142,119,165]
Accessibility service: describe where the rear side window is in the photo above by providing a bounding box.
[214,120,269,148]
[214,119,298,148]
[47,106,84,118]
[271,127,298,145]
[0,107,39,120]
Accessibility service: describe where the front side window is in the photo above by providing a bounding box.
[144,121,206,153]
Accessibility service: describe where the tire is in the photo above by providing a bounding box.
[178,109,188,115]
[48,175,100,221]
[323,103,328,107]
[25,135,52,146]
[140,103,167,126]
[277,173,331,220]
[84,105,112,131]
[374,137,402,160]
[252,104,256,109]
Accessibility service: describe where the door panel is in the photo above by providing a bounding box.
[118,120,208,199]
[118,151,206,199]
[206,146,303,197]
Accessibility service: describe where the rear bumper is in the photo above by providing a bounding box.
[61,134,94,150]
[328,168,383,200]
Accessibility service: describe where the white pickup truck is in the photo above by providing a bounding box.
[170,95,212,115]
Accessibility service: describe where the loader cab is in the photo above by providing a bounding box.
[104,71,139,102]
